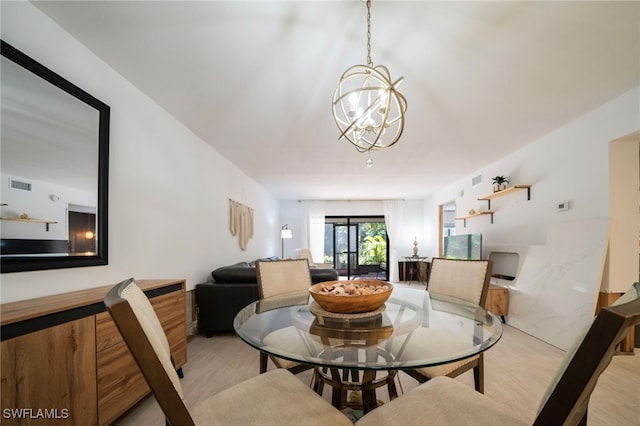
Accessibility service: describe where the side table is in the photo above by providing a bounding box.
[399,257,430,285]
[486,284,509,323]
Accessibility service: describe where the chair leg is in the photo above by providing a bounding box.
[386,371,398,400]
[473,359,484,394]
[259,352,268,374]
[330,368,347,409]
[311,367,327,395]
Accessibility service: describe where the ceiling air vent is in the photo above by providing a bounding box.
[471,175,482,186]
[9,178,32,192]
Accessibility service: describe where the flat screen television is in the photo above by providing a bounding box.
[443,233,482,260]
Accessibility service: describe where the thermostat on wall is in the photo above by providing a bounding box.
[557,201,570,211]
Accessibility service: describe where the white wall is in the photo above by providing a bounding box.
[424,87,638,262]
[424,87,639,349]
[425,87,638,256]
[0,2,279,303]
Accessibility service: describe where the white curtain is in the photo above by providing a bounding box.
[302,201,325,263]
[383,200,404,282]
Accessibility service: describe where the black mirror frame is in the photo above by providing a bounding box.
[1,40,109,273]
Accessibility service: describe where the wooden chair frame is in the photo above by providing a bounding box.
[534,282,640,425]
[104,278,195,426]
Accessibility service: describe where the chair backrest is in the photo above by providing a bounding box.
[296,248,314,263]
[256,258,313,299]
[534,282,640,426]
[104,278,195,426]
[427,258,493,307]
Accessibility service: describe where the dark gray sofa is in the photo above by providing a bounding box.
[195,257,338,336]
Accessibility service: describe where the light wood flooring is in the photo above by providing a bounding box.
[115,323,639,425]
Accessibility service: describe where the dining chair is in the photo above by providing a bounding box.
[404,257,493,392]
[256,258,316,375]
[356,281,640,425]
[104,277,352,426]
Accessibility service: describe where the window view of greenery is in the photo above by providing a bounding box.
[324,218,387,277]
[358,222,387,265]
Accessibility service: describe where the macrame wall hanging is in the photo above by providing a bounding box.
[229,198,254,250]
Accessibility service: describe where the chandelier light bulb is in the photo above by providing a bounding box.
[365,156,373,167]
[349,93,359,111]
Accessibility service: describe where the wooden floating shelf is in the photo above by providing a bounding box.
[478,184,532,210]
[454,211,494,227]
[0,217,58,231]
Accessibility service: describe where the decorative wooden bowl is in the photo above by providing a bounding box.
[309,280,393,314]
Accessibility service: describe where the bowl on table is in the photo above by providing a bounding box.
[309,280,393,314]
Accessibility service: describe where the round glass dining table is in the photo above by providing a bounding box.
[234,286,502,413]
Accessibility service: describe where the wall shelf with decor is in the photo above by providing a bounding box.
[0,217,58,231]
[455,211,494,227]
[478,184,532,210]
[0,204,57,231]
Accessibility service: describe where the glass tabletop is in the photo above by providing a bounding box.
[234,286,502,371]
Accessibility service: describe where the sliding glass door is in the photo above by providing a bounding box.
[325,216,389,280]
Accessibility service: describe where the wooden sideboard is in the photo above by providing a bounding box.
[1,279,187,425]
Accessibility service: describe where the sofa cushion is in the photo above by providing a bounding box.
[211,258,338,284]
[211,262,255,283]
[249,256,279,266]
[310,268,339,283]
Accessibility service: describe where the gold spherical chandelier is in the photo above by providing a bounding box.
[332,0,407,157]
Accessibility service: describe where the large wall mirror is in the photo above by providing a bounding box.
[1,40,109,273]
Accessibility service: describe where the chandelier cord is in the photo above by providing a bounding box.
[366,0,372,67]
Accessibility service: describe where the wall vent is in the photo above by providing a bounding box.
[471,175,482,186]
[9,178,32,192]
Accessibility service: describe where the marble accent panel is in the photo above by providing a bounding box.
[506,218,609,350]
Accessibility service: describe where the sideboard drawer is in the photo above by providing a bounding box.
[1,317,97,425]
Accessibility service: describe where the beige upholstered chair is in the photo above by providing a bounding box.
[404,257,493,392]
[256,259,315,375]
[296,248,334,268]
[357,282,640,426]
[104,278,352,426]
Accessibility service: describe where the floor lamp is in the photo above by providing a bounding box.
[281,225,292,258]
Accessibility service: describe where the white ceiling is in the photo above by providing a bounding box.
[32,0,640,201]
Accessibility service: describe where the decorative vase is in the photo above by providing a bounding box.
[413,238,418,256]
[493,183,508,192]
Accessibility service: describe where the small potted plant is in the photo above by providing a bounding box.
[492,176,510,192]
